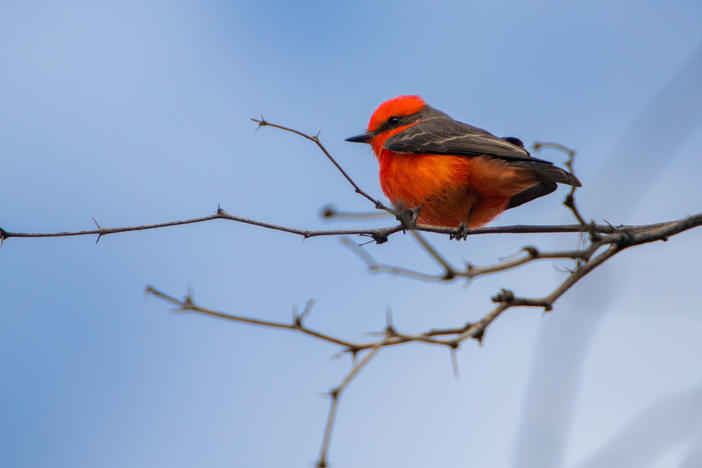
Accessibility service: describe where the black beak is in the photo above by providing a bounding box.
[345,132,373,143]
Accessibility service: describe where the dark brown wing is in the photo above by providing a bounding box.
[384,115,581,187]
[383,116,538,161]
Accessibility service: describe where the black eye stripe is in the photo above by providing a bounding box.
[377,109,428,133]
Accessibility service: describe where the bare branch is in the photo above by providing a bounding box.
[0,209,637,246]
[347,239,594,283]
[410,231,458,279]
[252,117,394,214]
[0,208,402,245]
[318,345,383,468]
[147,210,702,349]
[320,204,391,220]
[533,141,588,225]
[144,207,702,464]
[144,286,361,351]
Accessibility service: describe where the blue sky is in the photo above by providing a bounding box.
[2,2,702,467]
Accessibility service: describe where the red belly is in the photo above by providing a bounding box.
[378,151,538,228]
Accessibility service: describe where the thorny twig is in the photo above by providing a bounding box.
[6,118,702,467]
[0,211,629,247]
[533,141,587,226]
[144,208,701,352]
[252,117,395,216]
[144,206,702,466]
[317,344,384,468]
[1,129,633,246]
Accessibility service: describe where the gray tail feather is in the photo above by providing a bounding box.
[535,165,581,186]
[507,182,557,209]
[511,160,582,187]
[505,159,582,210]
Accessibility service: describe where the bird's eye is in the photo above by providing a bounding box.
[388,116,401,126]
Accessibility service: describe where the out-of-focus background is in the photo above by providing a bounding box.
[2,2,702,467]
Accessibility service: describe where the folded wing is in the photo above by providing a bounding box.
[383,115,581,188]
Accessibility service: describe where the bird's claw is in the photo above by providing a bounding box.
[450,222,470,240]
[396,206,420,231]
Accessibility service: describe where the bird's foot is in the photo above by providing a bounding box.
[395,206,421,231]
[450,222,470,241]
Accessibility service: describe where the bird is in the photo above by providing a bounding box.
[345,95,581,228]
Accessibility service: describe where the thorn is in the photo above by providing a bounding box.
[522,246,539,257]
[449,346,460,378]
[371,231,388,244]
[492,289,514,303]
[294,299,314,326]
[251,115,266,130]
[442,270,455,281]
[183,287,195,310]
[603,219,618,231]
[499,248,525,262]
[0,227,6,248]
[554,265,576,274]
[92,217,103,244]
[329,388,340,400]
[473,328,485,345]
[302,299,314,318]
[320,204,336,218]
[384,307,396,336]
[564,193,574,207]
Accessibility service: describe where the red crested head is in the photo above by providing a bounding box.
[345,95,429,155]
[367,95,426,133]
